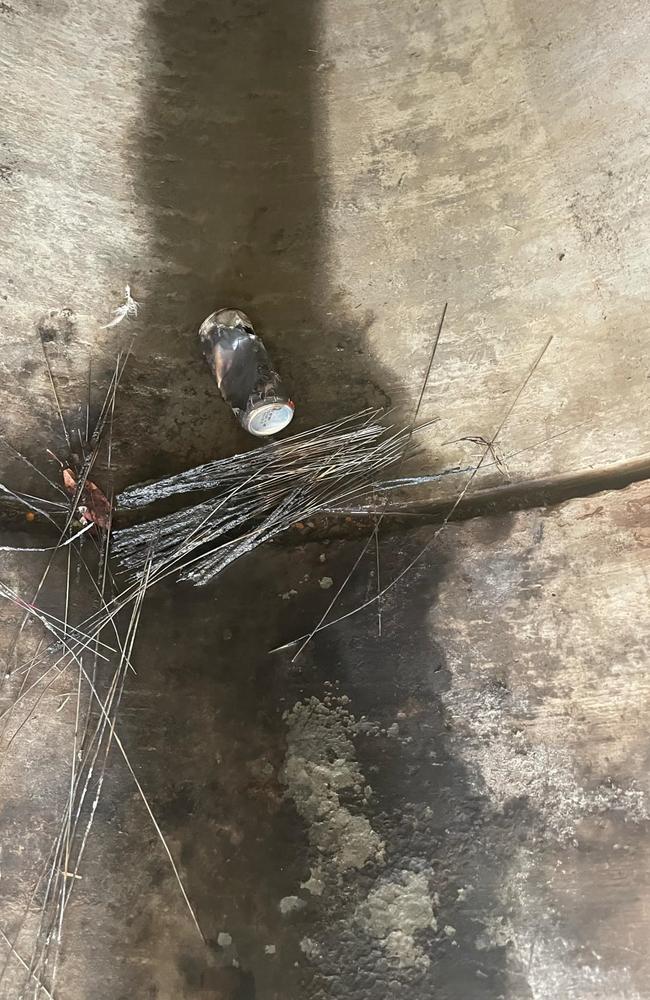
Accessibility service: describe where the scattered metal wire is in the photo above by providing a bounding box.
[0,311,205,997]
[111,408,468,587]
[0,297,554,997]
[272,334,554,655]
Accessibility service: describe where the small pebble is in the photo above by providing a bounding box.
[265,944,276,955]
[217,932,232,947]
[279,895,306,915]
[319,576,334,590]
[319,553,326,563]
[300,937,320,959]
[223,628,232,641]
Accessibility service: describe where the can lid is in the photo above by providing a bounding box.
[245,401,295,437]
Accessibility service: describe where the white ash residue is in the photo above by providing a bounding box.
[355,870,437,972]
[450,681,649,998]
[444,683,648,841]
[279,895,306,915]
[475,913,515,952]
[476,890,644,1000]
[301,866,325,896]
[300,936,321,960]
[282,695,384,871]
[520,928,644,1000]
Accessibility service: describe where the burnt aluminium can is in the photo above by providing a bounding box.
[199,309,295,437]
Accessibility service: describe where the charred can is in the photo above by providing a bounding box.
[199,309,295,437]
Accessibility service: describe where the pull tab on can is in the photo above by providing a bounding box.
[199,309,295,437]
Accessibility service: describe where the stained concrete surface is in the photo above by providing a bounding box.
[1,0,650,491]
[1,0,650,998]
[2,483,650,998]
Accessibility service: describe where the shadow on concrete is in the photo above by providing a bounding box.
[281,536,515,1000]
[125,0,392,488]
[109,2,512,998]
[113,533,514,999]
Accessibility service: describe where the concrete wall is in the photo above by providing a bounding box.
[1,1,649,998]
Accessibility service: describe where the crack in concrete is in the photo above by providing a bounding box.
[3,452,649,543]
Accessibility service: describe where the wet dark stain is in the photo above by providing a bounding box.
[19,358,39,379]
[281,534,512,999]
[233,968,256,1000]
[177,953,250,995]
[177,954,208,989]
[180,839,196,867]
[36,307,76,344]
[147,860,167,890]
[159,782,196,824]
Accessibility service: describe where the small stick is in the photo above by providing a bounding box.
[40,340,71,452]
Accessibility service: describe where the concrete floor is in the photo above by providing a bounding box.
[1,0,650,998]
[2,0,650,488]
